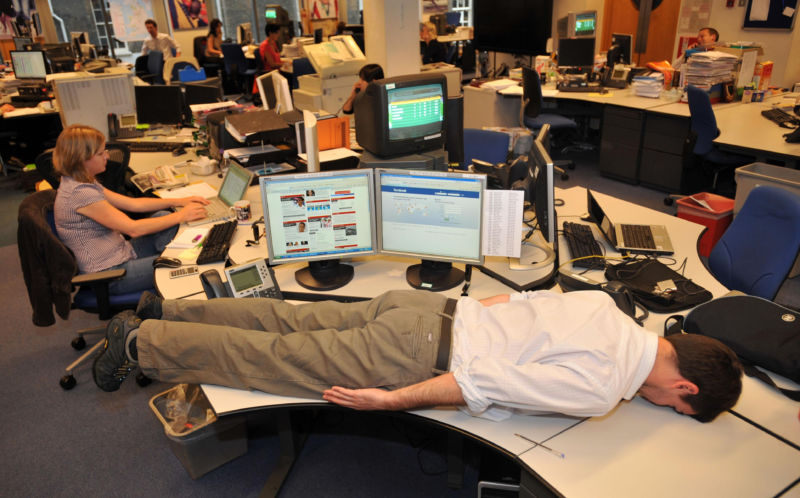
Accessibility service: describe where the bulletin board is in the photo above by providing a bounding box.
[743,0,797,29]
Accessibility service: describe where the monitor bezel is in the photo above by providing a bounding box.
[10,50,48,79]
[374,168,486,266]
[530,139,556,243]
[259,168,378,267]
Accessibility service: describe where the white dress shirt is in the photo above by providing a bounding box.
[450,290,658,421]
[142,33,179,61]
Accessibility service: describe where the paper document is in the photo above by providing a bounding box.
[166,227,209,249]
[298,147,361,163]
[482,78,520,91]
[155,182,218,199]
[499,85,524,96]
[482,190,525,258]
[189,101,238,114]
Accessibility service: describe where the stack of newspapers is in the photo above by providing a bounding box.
[681,50,738,90]
[631,73,664,98]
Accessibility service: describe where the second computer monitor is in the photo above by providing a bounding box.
[557,37,595,69]
[183,77,223,106]
[376,168,485,291]
[609,33,633,66]
[257,70,293,113]
[260,169,377,291]
[135,85,185,125]
[529,138,556,244]
[10,50,48,79]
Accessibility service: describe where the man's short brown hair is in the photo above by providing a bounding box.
[145,19,157,28]
[700,27,719,41]
[666,333,742,422]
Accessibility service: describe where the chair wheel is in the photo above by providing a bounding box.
[136,372,152,387]
[664,197,675,206]
[71,336,86,350]
[60,375,76,390]
[561,173,569,181]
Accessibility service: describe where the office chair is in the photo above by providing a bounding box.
[17,190,153,390]
[34,143,134,194]
[708,185,800,302]
[685,85,753,194]
[291,57,315,89]
[221,43,258,98]
[134,55,149,80]
[193,35,221,77]
[463,128,509,170]
[163,55,200,84]
[146,51,165,84]
[520,66,579,176]
[253,46,265,72]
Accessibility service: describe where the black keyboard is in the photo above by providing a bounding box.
[562,222,605,269]
[115,128,145,139]
[761,108,800,128]
[11,94,50,103]
[620,224,656,249]
[196,220,237,264]
[122,141,188,152]
[557,84,601,93]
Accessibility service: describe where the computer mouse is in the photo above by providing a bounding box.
[153,257,183,269]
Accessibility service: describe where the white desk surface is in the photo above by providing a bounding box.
[713,99,800,160]
[142,155,800,497]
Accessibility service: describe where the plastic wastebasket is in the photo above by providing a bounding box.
[676,192,735,257]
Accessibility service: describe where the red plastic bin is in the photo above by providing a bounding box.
[676,193,735,257]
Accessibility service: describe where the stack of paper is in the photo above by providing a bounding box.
[682,50,738,90]
[632,73,664,98]
[481,78,521,92]
[166,227,209,249]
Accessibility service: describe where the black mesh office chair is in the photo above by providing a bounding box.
[17,190,153,390]
[34,143,135,195]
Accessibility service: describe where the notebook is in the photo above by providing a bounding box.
[587,190,674,255]
[186,163,255,226]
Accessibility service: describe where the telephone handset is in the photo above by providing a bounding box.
[200,259,283,300]
[107,112,119,138]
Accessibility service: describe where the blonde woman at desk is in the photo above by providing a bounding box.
[94,288,742,424]
[53,125,208,294]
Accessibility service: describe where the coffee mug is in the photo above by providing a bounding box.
[233,200,251,222]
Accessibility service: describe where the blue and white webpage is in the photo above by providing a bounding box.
[264,174,374,261]
[379,173,483,261]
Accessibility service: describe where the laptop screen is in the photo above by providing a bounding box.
[587,190,617,246]
[218,163,252,206]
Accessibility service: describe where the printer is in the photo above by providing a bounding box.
[292,35,366,115]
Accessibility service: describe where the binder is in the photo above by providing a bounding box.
[224,109,292,144]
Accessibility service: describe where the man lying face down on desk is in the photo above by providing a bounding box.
[94,289,742,422]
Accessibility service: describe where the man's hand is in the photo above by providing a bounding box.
[323,386,398,410]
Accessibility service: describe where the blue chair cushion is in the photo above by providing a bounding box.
[709,185,800,300]
[72,286,148,311]
[463,128,510,169]
[524,113,578,132]
[178,66,207,82]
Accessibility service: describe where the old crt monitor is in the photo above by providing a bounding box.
[260,169,377,291]
[10,50,48,80]
[557,11,596,38]
[265,4,289,23]
[557,37,595,69]
[376,168,486,291]
[354,73,447,158]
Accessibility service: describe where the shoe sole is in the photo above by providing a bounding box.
[93,311,137,392]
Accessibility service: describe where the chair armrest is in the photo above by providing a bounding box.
[72,268,126,285]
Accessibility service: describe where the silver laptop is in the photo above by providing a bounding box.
[587,190,674,255]
[186,162,254,226]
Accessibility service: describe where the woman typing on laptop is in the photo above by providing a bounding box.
[53,124,209,293]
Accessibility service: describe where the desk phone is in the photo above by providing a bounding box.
[200,259,283,299]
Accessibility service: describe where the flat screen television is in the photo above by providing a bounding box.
[375,168,486,291]
[354,73,447,158]
[260,169,377,291]
[473,0,552,55]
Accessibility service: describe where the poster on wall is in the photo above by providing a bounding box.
[109,0,154,42]
[167,0,209,30]
[309,0,338,20]
[0,0,35,39]
[744,0,797,29]
[422,0,449,14]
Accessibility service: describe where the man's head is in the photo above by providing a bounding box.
[145,19,158,39]
[697,27,719,46]
[640,334,742,422]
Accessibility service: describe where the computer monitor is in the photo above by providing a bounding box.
[557,37,595,69]
[237,23,252,45]
[135,85,185,125]
[256,71,277,110]
[314,28,323,44]
[257,70,293,113]
[354,73,447,158]
[70,32,88,61]
[260,169,377,291]
[375,168,486,291]
[10,50,47,80]
[557,11,596,38]
[608,33,633,66]
[529,136,556,244]
[183,77,223,106]
[13,37,32,51]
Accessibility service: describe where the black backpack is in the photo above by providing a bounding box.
[665,293,800,401]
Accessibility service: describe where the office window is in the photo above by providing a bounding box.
[50,0,131,57]
[451,0,472,26]
[215,0,255,43]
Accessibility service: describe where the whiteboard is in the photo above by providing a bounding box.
[53,74,137,140]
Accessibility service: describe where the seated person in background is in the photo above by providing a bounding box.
[94,288,742,424]
[205,18,224,63]
[342,63,384,114]
[142,19,180,60]
[53,125,208,294]
[673,27,719,68]
[420,21,447,65]
[260,23,283,71]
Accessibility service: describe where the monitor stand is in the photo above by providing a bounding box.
[295,259,354,291]
[406,260,464,292]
